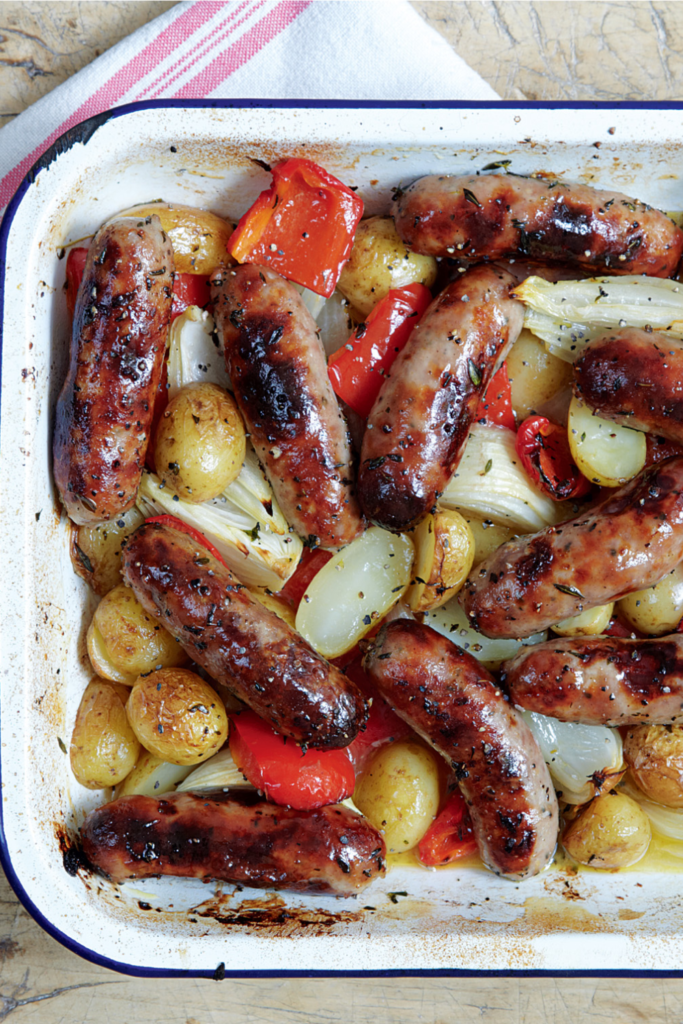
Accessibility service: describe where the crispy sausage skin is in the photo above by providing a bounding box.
[363,620,558,881]
[122,522,367,748]
[81,790,386,895]
[501,634,683,727]
[461,457,683,639]
[211,265,363,548]
[357,266,523,533]
[574,329,683,444]
[53,217,174,525]
[393,174,683,278]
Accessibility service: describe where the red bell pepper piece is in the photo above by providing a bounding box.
[277,547,333,611]
[227,158,364,297]
[417,791,478,867]
[229,710,355,810]
[516,415,591,501]
[328,283,432,418]
[144,514,228,569]
[475,362,515,431]
[343,657,412,770]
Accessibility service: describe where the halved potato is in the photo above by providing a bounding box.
[562,790,651,869]
[624,725,683,807]
[567,396,646,487]
[114,750,195,799]
[454,511,516,566]
[117,202,233,274]
[406,509,475,612]
[618,564,683,636]
[506,328,573,421]
[552,602,614,638]
[70,679,140,789]
[71,507,145,596]
[249,588,296,629]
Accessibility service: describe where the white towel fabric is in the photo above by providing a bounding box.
[0,0,498,213]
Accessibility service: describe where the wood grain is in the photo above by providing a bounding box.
[3,1,683,1021]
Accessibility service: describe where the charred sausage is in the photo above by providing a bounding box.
[501,634,683,727]
[363,620,558,881]
[81,790,386,895]
[574,329,683,444]
[53,217,174,525]
[122,521,367,748]
[357,265,523,533]
[211,265,363,548]
[461,457,683,639]
[393,174,683,278]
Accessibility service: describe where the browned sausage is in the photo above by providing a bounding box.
[574,329,683,443]
[357,265,523,533]
[501,634,683,726]
[53,217,174,525]
[211,265,363,548]
[393,174,683,277]
[122,521,367,748]
[363,620,558,881]
[460,457,683,639]
[81,790,386,895]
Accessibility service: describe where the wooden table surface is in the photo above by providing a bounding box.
[2,2,683,1021]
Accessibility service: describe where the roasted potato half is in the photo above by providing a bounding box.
[154,382,246,503]
[561,790,651,869]
[506,328,572,421]
[126,667,228,765]
[117,202,233,275]
[624,725,683,807]
[406,509,475,612]
[618,564,683,636]
[337,216,436,316]
[70,679,141,789]
[71,507,145,596]
[552,602,614,638]
[114,749,195,798]
[87,583,187,685]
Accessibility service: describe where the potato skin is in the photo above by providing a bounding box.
[408,509,475,612]
[618,564,683,637]
[338,216,436,316]
[118,202,233,275]
[126,667,228,765]
[562,791,651,869]
[87,582,187,685]
[71,507,145,596]
[624,725,683,807]
[154,382,246,503]
[70,679,141,789]
[353,739,440,853]
[506,328,572,421]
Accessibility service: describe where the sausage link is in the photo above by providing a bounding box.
[81,790,386,895]
[461,457,683,639]
[211,265,363,548]
[357,265,523,533]
[363,620,558,881]
[501,634,683,726]
[574,329,683,444]
[122,522,367,748]
[53,217,174,525]
[393,174,683,277]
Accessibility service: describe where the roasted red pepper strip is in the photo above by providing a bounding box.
[516,415,591,501]
[328,283,432,419]
[144,515,228,569]
[417,791,478,867]
[229,709,355,810]
[277,547,333,611]
[475,362,515,431]
[227,158,364,297]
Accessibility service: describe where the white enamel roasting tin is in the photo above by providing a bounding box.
[2,100,683,978]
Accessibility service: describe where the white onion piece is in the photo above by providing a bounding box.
[424,598,546,669]
[296,527,414,658]
[622,778,683,840]
[176,748,253,792]
[317,291,354,359]
[441,425,560,532]
[523,309,609,364]
[214,445,290,537]
[166,305,229,398]
[115,754,194,799]
[520,710,623,805]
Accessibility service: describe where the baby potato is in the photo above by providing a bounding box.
[87,583,187,685]
[71,507,145,597]
[337,216,436,316]
[117,202,233,275]
[114,749,194,798]
[406,510,475,612]
[70,679,141,789]
[506,329,573,421]
[126,667,228,765]
[562,790,651,869]
[552,602,614,638]
[454,511,515,566]
[155,382,246,503]
[618,564,683,636]
[568,396,646,487]
[353,739,440,853]
[624,725,683,807]
[249,588,297,629]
